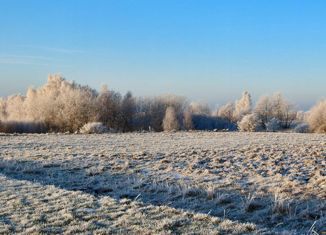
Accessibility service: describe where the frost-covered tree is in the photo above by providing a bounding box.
[0,98,7,121]
[237,114,259,132]
[163,106,179,131]
[0,75,99,132]
[254,93,296,130]
[183,109,193,130]
[24,88,39,121]
[96,87,122,131]
[133,95,186,132]
[307,100,326,133]
[216,92,252,123]
[217,102,235,123]
[183,102,211,131]
[270,93,296,129]
[56,84,97,132]
[234,91,252,121]
[0,98,7,120]
[254,96,272,129]
[0,74,321,134]
[132,97,152,131]
[39,76,98,132]
[149,98,168,132]
[188,102,211,115]
[4,95,26,121]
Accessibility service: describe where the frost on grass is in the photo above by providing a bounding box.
[0,176,255,234]
[0,132,325,234]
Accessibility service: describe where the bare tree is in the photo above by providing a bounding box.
[96,87,122,131]
[120,91,136,132]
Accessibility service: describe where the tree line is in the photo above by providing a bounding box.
[0,75,325,133]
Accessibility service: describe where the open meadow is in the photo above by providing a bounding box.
[0,132,325,234]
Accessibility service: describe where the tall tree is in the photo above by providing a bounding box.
[163,106,179,131]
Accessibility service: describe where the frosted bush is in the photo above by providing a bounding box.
[237,114,259,132]
[307,100,326,133]
[163,106,179,131]
[79,122,108,134]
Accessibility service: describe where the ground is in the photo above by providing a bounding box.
[0,132,325,234]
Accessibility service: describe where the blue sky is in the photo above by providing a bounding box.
[0,0,325,109]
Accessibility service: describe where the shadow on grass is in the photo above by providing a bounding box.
[0,157,324,234]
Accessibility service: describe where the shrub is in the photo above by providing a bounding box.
[163,106,179,131]
[237,114,259,132]
[307,100,326,133]
[79,122,108,134]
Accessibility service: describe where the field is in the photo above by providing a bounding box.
[0,132,325,234]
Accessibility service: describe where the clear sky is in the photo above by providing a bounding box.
[0,0,325,109]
